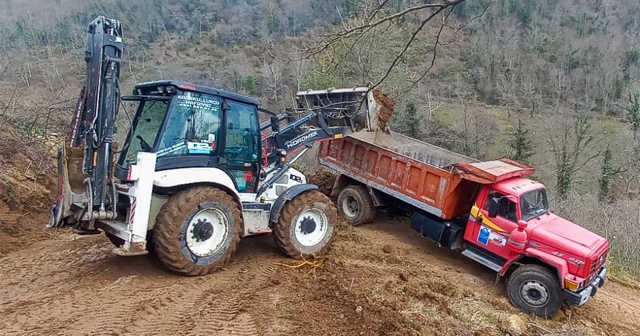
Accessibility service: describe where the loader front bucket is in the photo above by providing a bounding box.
[365,89,396,133]
[294,86,397,134]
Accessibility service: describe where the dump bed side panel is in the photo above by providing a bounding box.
[318,134,476,219]
[350,131,479,168]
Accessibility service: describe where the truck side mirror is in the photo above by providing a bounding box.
[488,199,498,218]
[518,220,528,229]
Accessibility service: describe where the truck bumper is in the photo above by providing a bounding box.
[565,267,607,307]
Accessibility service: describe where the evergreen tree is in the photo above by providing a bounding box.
[627,90,640,140]
[507,119,534,164]
[404,102,420,139]
[598,145,626,202]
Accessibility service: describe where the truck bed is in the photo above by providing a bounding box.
[348,131,479,169]
[318,131,534,220]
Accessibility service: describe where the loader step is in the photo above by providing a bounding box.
[74,228,102,235]
[461,245,506,273]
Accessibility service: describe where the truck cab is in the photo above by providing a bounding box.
[463,177,609,316]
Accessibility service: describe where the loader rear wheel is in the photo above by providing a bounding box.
[153,186,242,276]
[507,264,563,318]
[273,189,337,259]
[337,185,376,226]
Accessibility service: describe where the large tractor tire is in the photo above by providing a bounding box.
[337,185,376,226]
[153,186,242,276]
[273,189,338,259]
[506,264,563,318]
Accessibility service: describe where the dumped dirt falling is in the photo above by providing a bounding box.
[372,89,396,133]
[305,169,337,197]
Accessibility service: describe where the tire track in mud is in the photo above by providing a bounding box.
[186,264,276,336]
[66,254,279,336]
[0,235,113,306]
[144,260,276,336]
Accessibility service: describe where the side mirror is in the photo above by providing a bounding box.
[518,220,528,229]
[488,199,498,218]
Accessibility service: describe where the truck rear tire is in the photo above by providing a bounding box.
[153,186,242,276]
[506,264,563,318]
[337,185,376,226]
[273,189,337,259]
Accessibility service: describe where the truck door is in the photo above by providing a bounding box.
[468,189,518,258]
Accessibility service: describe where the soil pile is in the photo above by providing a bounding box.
[372,89,396,133]
[0,121,58,255]
[306,169,338,197]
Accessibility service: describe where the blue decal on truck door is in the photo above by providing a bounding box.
[477,226,490,246]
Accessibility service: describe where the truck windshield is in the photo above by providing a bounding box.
[520,188,549,221]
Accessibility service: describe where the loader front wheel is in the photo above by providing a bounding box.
[273,190,338,259]
[153,186,242,276]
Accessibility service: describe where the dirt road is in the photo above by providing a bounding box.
[1,214,640,336]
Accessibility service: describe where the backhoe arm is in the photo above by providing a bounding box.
[49,16,123,228]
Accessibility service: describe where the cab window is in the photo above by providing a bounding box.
[157,92,222,157]
[223,100,259,166]
[483,190,518,222]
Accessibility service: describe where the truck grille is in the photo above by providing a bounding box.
[587,248,607,283]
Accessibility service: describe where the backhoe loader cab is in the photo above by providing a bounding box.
[116,80,263,193]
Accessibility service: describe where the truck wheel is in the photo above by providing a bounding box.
[273,189,337,259]
[153,186,242,276]
[507,264,563,318]
[337,185,376,226]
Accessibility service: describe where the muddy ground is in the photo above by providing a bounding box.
[2,213,640,336]
[1,126,640,336]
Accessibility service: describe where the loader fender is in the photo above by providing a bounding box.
[153,167,241,201]
[269,184,318,223]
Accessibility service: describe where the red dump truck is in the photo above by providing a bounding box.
[318,130,609,318]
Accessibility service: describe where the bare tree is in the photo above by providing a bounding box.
[261,58,284,101]
[280,0,486,91]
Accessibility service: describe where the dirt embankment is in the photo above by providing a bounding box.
[0,121,59,255]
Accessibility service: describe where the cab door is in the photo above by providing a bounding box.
[468,189,519,259]
[219,99,261,193]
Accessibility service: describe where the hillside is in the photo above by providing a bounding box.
[0,0,640,335]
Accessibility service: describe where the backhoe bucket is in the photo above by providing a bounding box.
[48,139,88,228]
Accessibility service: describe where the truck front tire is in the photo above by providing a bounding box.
[273,189,337,259]
[337,185,376,226]
[153,186,242,276]
[507,264,563,318]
